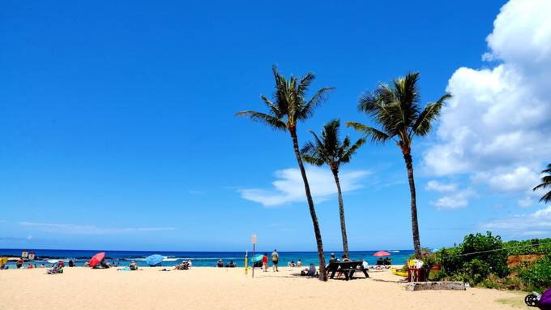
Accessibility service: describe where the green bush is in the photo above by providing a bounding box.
[518,256,551,292]
[461,232,509,277]
[434,232,509,286]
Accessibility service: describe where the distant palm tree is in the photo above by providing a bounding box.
[533,163,551,204]
[301,119,365,258]
[347,72,451,257]
[237,66,333,281]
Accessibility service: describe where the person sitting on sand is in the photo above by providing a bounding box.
[129,261,138,271]
[227,260,236,268]
[297,259,302,267]
[68,260,75,267]
[301,263,317,277]
[174,261,188,270]
[216,259,224,268]
[288,260,295,268]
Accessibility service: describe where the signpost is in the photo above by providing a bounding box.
[244,251,248,275]
[251,234,256,278]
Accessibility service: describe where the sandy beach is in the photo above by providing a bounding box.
[0,267,529,310]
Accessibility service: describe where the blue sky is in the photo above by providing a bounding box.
[1,0,550,251]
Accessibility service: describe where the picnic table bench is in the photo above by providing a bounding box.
[326,261,369,281]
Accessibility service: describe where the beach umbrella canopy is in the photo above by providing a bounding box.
[145,254,164,266]
[89,252,105,268]
[373,251,391,257]
[251,254,264,262]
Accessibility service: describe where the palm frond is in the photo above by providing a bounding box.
[346,122,391,143]
[533,176,551,190]
[261,95,283,118]
[412,93,451,136]
[298,87,334,120]
[297,73,315,98]
[300,141,325,166]
[540,191,551,204]
[236,110,287,131]
[341,137,366,163]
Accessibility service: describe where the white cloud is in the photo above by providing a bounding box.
[19,222,176,235]
[426,180,475,209]
[239,167,370,207]
[425,180,458,193]
[474,166,540,193]
[424,0,551,203]
[482,206,551,237]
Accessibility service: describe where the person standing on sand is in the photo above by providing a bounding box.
[271,249,279,272]
[262,253,268,272]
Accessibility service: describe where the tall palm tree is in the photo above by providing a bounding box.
[347,72,451,257]
[237,66,333,281]
[301,119,365,258]
[533,163,551,204]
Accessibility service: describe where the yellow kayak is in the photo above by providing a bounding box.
[391,268,407,277]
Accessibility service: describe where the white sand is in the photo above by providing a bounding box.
[0,267,529,310]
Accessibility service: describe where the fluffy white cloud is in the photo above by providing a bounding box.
[425,180,458,193]
[424,0,551,204]
[483,206,551,237]
[19,222,176,235]
[425,180,475,209]
[239,167,370,207]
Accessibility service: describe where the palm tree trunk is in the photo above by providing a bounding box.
[331,168,349,258]
[290,129,327,281]
[403,153,422,258]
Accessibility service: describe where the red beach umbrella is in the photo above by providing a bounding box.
[89,252,105,268]
[373,251,391,257]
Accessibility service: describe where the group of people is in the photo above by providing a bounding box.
[175,260,193,270]
[216,259,236,268]
[287,259,303,268]
[259,249,280,272]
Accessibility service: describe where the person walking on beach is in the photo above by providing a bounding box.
[271,249,279,272]
[262,253,268,272]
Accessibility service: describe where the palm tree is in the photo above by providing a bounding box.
[301,119,365,258]
[237,66,333,281]
[347,72,451,258]
[533,163,551,204]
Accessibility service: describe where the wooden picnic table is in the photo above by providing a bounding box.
[327,261,369,281]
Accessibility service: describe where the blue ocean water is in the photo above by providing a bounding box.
[0,249,414,268]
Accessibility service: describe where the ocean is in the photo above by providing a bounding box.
[0,249,414,268]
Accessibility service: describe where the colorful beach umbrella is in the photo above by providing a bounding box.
[251,254,264,262]
[89,252,105,268]
[145,254,164,266]
[373,251,391,257]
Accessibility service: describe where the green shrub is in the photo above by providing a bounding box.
[518,256,551,292]
[461,232,509,277]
